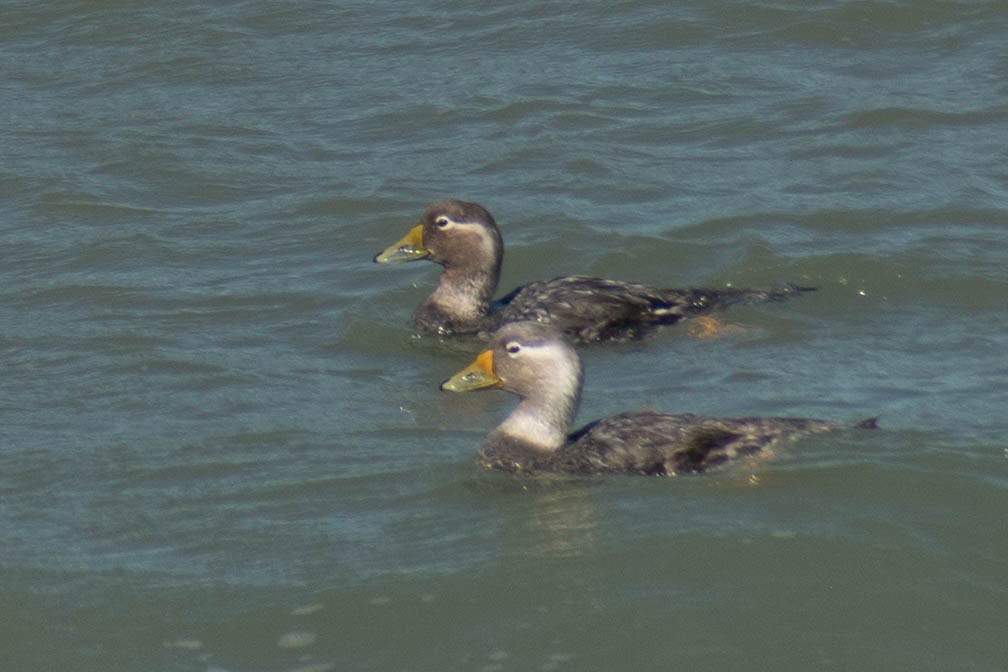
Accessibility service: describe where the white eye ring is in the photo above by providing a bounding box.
[434,216,452,228]
[505,342,522,356]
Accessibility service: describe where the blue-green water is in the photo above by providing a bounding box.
[3,1,1007,670]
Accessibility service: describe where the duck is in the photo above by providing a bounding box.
[440,321,876,475]
[374,199,813,344]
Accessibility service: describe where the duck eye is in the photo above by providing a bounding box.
[434,217,450,228]
[505,342,522,356]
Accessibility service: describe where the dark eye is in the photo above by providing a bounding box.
[435,217,450,228]
[505,342,521,355]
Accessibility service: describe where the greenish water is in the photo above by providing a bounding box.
[3,1,1007,670]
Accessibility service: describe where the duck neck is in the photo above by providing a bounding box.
[495,366,582,453]
[425,265,499,322]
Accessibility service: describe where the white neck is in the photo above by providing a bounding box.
[498,404,569,451]
[497,344,582,451]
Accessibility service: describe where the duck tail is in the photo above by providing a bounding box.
[855,416,880,429]
[709,283,817,308]
[749,283,817,303]
[767,283,817,300]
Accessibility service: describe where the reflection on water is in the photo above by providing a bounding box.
[522,482,603,559]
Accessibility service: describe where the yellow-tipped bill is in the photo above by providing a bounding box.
[373,224,428,263]
[440,350,501,392]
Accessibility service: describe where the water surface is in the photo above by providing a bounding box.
[2,1,1007,670]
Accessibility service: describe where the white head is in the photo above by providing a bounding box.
[442,321,583,450]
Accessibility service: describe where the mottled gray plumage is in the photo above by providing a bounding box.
[493,275,805,343]
[376,199,813,344]
[442,322,877,476]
